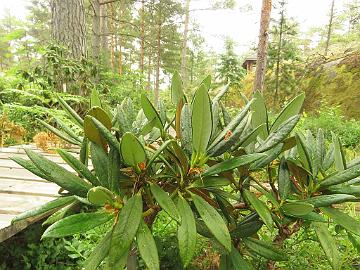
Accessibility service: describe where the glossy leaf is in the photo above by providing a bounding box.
[180,104,192,155]
[90,116,119,151]
[280,202,314,217]
[332,134,346,171]
[87,187,115,206]
[171,71,184,105]
[42,212,113,238]
[177,196,197,267]
[150,183,180,222]
[278,157,291,200]
[250,91,268,139]
[136,220,159,270]
[244,238,288,261]
[84,107,112,147]
[320,163,360,187]
[90,142,109,186]
[321,207,360,236]
[191,193,231,252]
[120,132,146,170]
[141,94,163,131]
[108,194,143,270]
[57,95,84,127]
[303,194,357,208]
[243,190,273,231]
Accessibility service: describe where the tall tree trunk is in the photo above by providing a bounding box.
[109,3,115,71]
[139,0,145,74]
[180,0,191,86]
[117,2,123,75]
[253,0,272,93]
[147,54,152,91]
[51,0,86,59]
[324,0,335,56]
[92,0,100,62]
[154,23,162,106]
[273,5,284,106]
[100,3,109,66]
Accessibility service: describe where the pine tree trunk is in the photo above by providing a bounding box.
[253,0,272,93]
[147,54,152,91]
[100,3,109,66]
[109,3,115,71]
[324,0,335,56]
[139,0,145,74]
[180,0,191,86]
[51,0,86,59]
[273,7,284,106]
[92,0,100,61]
[154,23,162,106]
[117,2,123,75]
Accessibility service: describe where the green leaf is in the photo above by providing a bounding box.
[249,143,283,170]
[255,115,300,153]
[90,116,119,151]
[90,142,109,187]
[332,133,346,171]
[202,153,265,177]
[90,88,102,108]
[43,201,77,225]
[280,202,314,217]
[314,128,325,177]
[320,164,360,187]
[150,183,180,222]
[230,246,254,270]
[243,238,288,261]
[243,190,273,232]
[54,116,82,142]
[191,193,231,252]
[300,212,326,222]
[108,194,142,270]
[38,119,81,145]
[177,196,197,267]
[270,93,304,133]
[25,149,91,197]
[108,146,121,193]
[57,95,84,128]
[231,217,263,238]
[278,157,291,200]
[120,132,146,171]
[313,222,341,270]
[320,207,360,236]
[191,83,212,158]
[87,187,115,206]
[83,230,112,270]
[327,185,360,196]
[10,157,48,179]
[302,194,357,207]
[146,140,175,169]
[322,143,335,171]
[348,233,360,253]
[296,132,312,172]
[12,196,75,223]
[57,149,99,186]
[141,94,163,131]
[192,176,231,188]
[136,220,159,270]
[180,104,192,155]
[84,107,112,147]
[171,71,184,105]
[250,91,268,139]
[42,212,113,238]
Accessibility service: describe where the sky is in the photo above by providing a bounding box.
[0,0,347,55]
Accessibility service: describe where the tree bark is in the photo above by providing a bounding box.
[324,0,335,56]
[117,1,123,75]
[253,0,272,93]
[100,3,109,65]
[109,2,116,71]
[51,0,86,59]
[139,0,145,74]
[180,0,191,86]
[154,23,162,106]
[91,0,100,63]
[273,4,284,106]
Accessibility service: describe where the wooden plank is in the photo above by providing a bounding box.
[0,152,67,164]
[0,159,74,171]
[0,167,46,182]
[0,179,60,197]
[0,193,56,214]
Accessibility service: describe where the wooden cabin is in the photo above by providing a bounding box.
[242,56,257,73]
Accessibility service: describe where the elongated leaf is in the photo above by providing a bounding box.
[323,143,335,171]
[54,116,82,142]
[191,193,231,252]
[327,185,360,196]
[120,132,146,171]
[296,132,312,172]
[141,94,163,131]
[25,149,91,197]
[278,157,291,200]
[84,107,112,147]
[12,196,75,223]
[108,194,142,270]
[332,134,346,171]
[80,137,89,165]
[314,128,325,177]
[255,115,300,153]
[38,119,81,145]
[147,140,174,169]
[249,142,283,170]
[11,157,48,179]
[90,142,108,187]
[43,201,77,226]
[177,196,197,267]
[42,212,113,238]
[192,176,231,188]
[237,124,265,148]
[180,104,192,155]
[219,254,234,270]
[202,153,265,177]
[87,186,115,206]
[280,202,314,217]
[270,93,304,133]
[244,238,288,261]
[320,163,360,187]
[57,149,99,186]
[301,212,326,222]
[90,116,119,151]
[192,83,212,157]
[321,207,360,236]
[230,246,254,270]
[231,218,263,238]
[108,146,121,192]
[57,95,84,127]
[250,92,268,139]
[90,88,102,108]
[136,220,159,270]
[171,71,184,105]
[83,230,112,270]
[348,233,360,253]
[313,222,341,270]
[243,190,273,231]
[302,194,357,207]
[150,183,180,222]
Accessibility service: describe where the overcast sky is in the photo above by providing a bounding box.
[0,0,347,54]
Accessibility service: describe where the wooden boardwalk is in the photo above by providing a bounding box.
[0,145,68,242]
